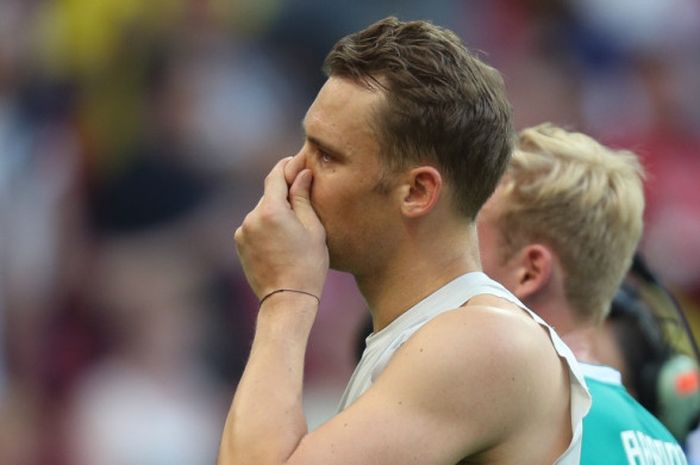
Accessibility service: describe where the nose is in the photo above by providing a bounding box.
[294,149,308,167]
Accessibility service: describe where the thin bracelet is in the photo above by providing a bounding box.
[259,288,320,307]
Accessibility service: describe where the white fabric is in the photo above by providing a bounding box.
[338,272,591,465]
[580,362,624,385]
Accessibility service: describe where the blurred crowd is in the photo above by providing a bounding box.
[0,1,699,464]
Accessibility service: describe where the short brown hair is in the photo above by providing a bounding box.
[496,123,645,323]
[323,17,514,219]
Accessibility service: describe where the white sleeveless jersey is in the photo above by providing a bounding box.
[338,272,591,465]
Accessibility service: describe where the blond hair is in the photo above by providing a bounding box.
[495,123,645,323]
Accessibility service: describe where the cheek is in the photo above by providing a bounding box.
[477,226,511,285]
[477,225,497,271]
[480,252,501,280]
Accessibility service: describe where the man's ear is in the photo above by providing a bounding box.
[399,166,443,218]
[512,244,553,300]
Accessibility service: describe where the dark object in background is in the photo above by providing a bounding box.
[608,254,700,442]
[88,152,210,237]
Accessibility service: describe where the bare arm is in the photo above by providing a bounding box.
[218,292,318,464]
[279,306,550,465]
[220,156,328,464]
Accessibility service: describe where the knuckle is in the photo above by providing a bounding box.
[259,204,280,223]
[289,191,303,204]
[258,209,273,223]
[242,212,253,226]
[238,213,257,233]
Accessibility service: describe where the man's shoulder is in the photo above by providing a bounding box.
[370,300,576,462]
[416,297,551,357]
[397,300,561,388]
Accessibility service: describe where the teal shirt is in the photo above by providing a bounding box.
[581,364,687,465]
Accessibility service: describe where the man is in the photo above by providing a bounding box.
[478,123,687,464]
[221,18,590,465]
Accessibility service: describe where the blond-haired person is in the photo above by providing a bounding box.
[220,18,590,465]
[478,123,687,464]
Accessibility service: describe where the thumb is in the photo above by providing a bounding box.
[289,169,322,229]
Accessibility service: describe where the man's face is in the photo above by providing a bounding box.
[294,77,398,274]
[477,187,519,290]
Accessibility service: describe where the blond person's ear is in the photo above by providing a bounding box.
[512,244,553,300]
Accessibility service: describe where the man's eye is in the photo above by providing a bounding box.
[319,151,332,163]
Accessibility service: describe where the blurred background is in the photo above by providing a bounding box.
[0,0,699,464]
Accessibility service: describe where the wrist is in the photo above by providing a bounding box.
[256,290,319,337]
[259,288,320,307]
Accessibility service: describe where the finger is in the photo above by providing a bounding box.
[284,152,306,186]
[289,169,323,230]
[263,157,293,204]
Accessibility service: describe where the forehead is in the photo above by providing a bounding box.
[303,77,383,153]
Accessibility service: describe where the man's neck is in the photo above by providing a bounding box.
[356,224,481,332]
[520,296,603,365]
